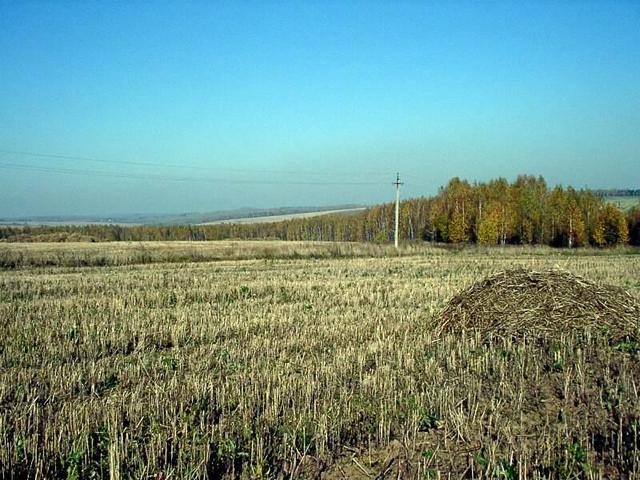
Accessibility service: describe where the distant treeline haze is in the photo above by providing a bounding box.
[592,188,640,197]
[3,175,640,246]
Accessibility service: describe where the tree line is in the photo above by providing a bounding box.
[593,189,640,197]
[2,175,639,247]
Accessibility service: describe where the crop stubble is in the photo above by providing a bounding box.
[0,243,639,478]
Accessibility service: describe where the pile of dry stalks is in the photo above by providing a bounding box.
[440,268,640,341]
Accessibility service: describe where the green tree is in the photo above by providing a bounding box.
[512,175,547,244]
[476,203,502,245]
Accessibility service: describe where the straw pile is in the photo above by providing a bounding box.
[439,268,640,341]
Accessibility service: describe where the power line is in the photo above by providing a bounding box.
[0,149,393,178]
[0,161,384,186]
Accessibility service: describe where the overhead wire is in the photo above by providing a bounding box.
[0,161,385,186]
[0,149,394,179]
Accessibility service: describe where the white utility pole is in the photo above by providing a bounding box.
[393,172,403,249]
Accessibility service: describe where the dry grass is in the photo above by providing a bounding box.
[439,268,640,341]
[1,242,639,478]
[0,240,442,269]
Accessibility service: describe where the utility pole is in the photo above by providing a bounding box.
[393,172,403,249]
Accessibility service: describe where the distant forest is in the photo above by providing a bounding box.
[593,189,640,197]
[2,175,640,247]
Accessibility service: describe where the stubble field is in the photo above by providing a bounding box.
[1,242,639,479]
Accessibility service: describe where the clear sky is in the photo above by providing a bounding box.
[1,1,638,217]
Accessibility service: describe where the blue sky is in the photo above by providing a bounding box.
[1,1,638,217]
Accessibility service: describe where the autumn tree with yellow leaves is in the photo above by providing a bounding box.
[592,204,629,246]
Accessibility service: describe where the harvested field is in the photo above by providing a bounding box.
[439,268,640,341]
[1,242,640,478]
[0,240,431,268]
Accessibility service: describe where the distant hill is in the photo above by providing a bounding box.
[198,207,366,225]
[0,204,366,226]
